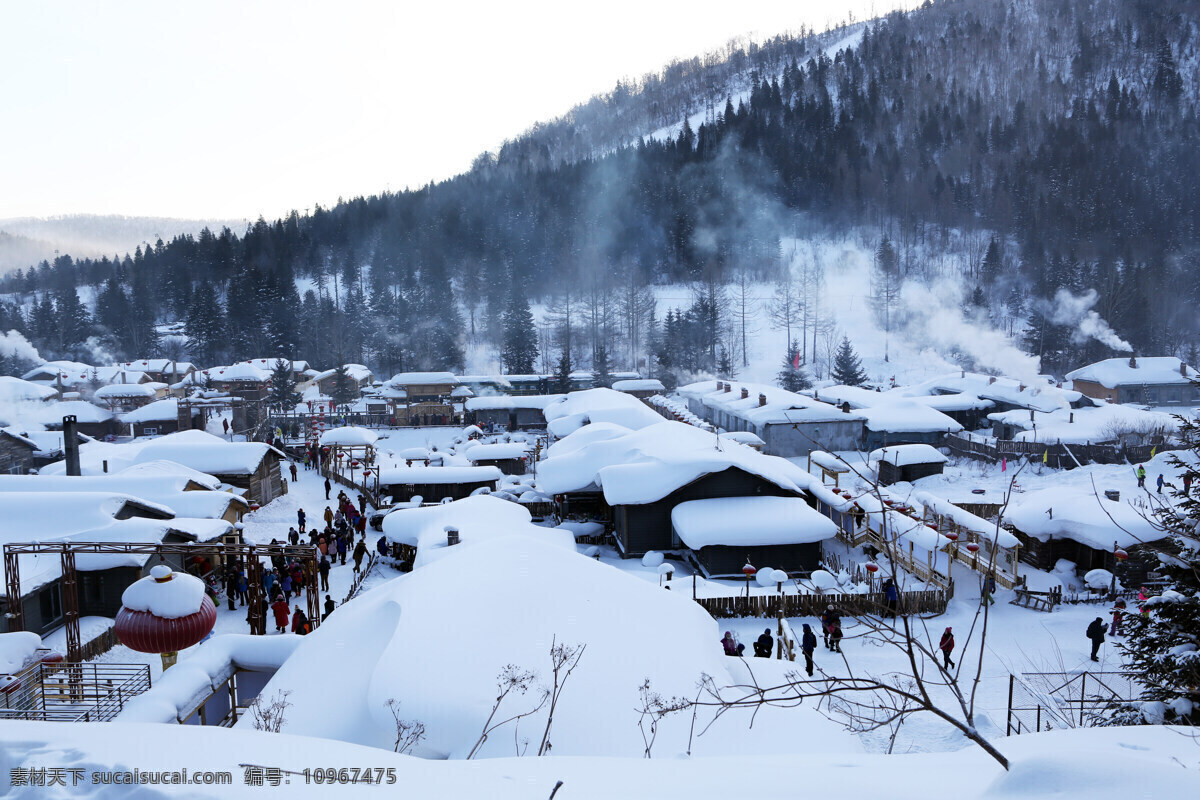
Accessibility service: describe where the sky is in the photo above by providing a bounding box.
[0,1,912,222]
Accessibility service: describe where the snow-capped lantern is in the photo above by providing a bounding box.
[966,542,980,553]
[350,460,359,468]
[248,502,261,512]
[1,675,21,694]
[944,531,959,541]
[742,561,757,578]
[1113,548,1129,561]
[864,562,880,574]
[39,650,64,665]
[114,565,217,670]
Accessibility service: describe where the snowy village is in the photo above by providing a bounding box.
[2,0,1200,797]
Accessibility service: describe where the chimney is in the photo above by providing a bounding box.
[716,380,723,391]
[988,376,997,385]
[446,526,460,547]
[842,401,851,414]
[723,383,731,393]
[758,393,767,407]
[62,415,81,476]
[1183,361,1189,377]
[740,388,749,400]
[1129,353,1137,369]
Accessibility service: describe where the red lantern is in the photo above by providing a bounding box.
[944,531,958,541]
[249,502,261,512]
[1,675,20,694]
[39,651,64,665]
[966,542,980,553]
[351,460,360,468]
[115,566,217,669]
[362,469,371,477]
[865,562,880,573]
[742,562,757,577]
[1114,548,1129,561]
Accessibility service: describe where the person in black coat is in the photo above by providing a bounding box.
[1086,617,1106,662]
[324,594,336,620]
[753,628,774,658]
[801,623,818,676]
[318,555,331,591]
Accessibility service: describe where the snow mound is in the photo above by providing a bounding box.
[121,566,207,619]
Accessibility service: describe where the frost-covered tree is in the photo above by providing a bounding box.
[831,336,868,386]
[1109,409,1200,726]
[776,341,810,391]
[591,344,613,389]
[870,236,901,363]
[329,355,358,407]
[500,282,539,375]
[552,349,573,395]
[267,358,300,411]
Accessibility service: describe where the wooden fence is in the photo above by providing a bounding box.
[695,589,948,619]
[948,433,1175,470]
[76,627,118,662]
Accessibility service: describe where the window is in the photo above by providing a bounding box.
[142,427,158,436]
[39,585,63,626]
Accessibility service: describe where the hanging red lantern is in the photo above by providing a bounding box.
[864,562,880,574]
[351,460,360,468]
[114,566,217,670]
[1114,548,1129,561]
[248,502,261,512]
[944,531,959,541]
[966,542,980,553]
[742,561,757,577]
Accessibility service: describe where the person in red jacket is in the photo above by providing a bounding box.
[271,597,290,633]
[291,606,311,635]
[939,627,955,669]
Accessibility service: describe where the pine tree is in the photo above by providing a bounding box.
[871,236,901,363]
[500,282,539,374]
[329,354,357,406]
[1108,411,1199,726]
[831,336,869,386]
[184,283,226,366]
[981,237,1003,286]
[552,349,573,394]
[592,344,614,389]
[776,340,812,391]
[718,344,736,380]
[267,358,300,411]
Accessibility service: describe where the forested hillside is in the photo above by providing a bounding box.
[1,0,1197,380]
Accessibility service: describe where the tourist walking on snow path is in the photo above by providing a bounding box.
[324,477,332,499]
[1087,617,1106,662]
[1136,465,1146,488]
[353,538,368,572]
[318,555,331,591]
[801,624,817,676]
[270,597,290,633]
[297,508,306,530]
[290,462,298,482]
[939,627,955,669]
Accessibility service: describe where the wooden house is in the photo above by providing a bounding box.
[375,465,502,504]
[122,398,205,437]
[871,444,948,485]
[1067,356,1200,406]
[464,442,531,475]
[611,378,666,399]
[382,372,461,425]
[0,430,38,475]
[465,395,562,430]
[117,359,197,385]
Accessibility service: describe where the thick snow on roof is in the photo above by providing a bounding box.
[989,402,1180,445]
[465,394,564,411]
[206,362,272,382]
[901,372,1082,414]
[117,359,196,374]
[117,460,223,488]
[319,426,379,447]
[869,444,949,467]
[381,496,573,567]
[719,430,766,447]
[672,497,838,549]
[543,388,664,438]
[809,450,850,473]
[858,400,963,434]
[0,474,237,516]
[905,490,1020,549]
[677,379,864,425]
[310,363,372,383]
[612,378,666,392]
[121,397,183,423]
[246,534,818,758]
[94,382,157,399]
[39,429,282,477]
[243,357,310,372]
[0,376,57,403]
[376,465,502,486]
[385,371,459,385]
[538,420,818,505]
[27,400,114,424]
[122,566,208,619]
[0,631,44,674]
[1067,357,1198,388]
[464,443,529,462]
[1006,486,1166,550]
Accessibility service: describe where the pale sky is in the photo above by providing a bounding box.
[0,1,909,221]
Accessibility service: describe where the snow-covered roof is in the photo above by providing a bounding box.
[310,364,373,383]
[385,372,459,386]
[858,401,963,434]
[538,420,819,505]
[671,497,838,549]
[465,394,564,411]
[318,426,379,447]
[458,374,513,389]
[117,359,196,374]
[123,398,192,424]
[26,400,114,424]
[718,430,765,447]
[988,402,1180,445]
[869,444,949,467]
[242,358,310,372]
[450,386,474,398]
[1066,357,1198,388]
[241,533,747,758]
[0,376,58,403]
[117,460,223,488]
[464,443,530,462]
[677,380,865,426]
[809,451,850,473]
[376,465,502,487]
[906,490,1020,549]
[39,429,283,477]
[612,379,665,393]
[94,383,157,399]
[543,388,664,438]
[204,362,272,382]
[381,495,573,568]
[1006,486,1167,550]
[901,372,1083,414]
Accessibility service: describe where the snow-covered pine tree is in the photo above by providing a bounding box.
[1108,409,1199,726]
[267,358,300,412]
[592,344,613,388]
[552,349,573,394]
[831,336,868,386]
[776,341,810,392]
[329,356,357,407]
[500,283,538,375]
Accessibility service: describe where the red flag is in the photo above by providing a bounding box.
[792,349,800,369]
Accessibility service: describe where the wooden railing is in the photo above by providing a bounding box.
[948,433,1176,470]
[695,589,949,619]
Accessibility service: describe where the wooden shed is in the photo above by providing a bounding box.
[871,444,948,486]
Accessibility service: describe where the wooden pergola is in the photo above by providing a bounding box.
[3,541,320,662]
